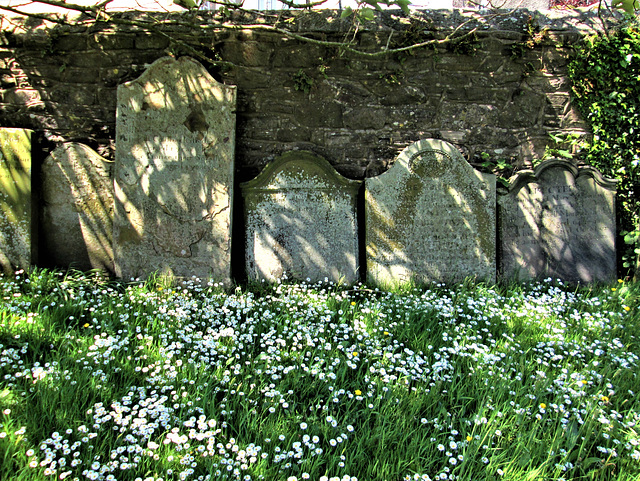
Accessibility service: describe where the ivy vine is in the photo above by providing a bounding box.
[569,20,640,279]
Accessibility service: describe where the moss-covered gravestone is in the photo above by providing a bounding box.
[241,152,362,283]
[498,159,617,283]
[0,128,32,274]
[366,139,496,285]
[114,57,236,283]
[42,143,114,272]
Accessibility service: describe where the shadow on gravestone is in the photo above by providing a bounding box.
[0,128,33,274]
[114,56,236,284]
[498,159,617,283]
[241,151,362,284]
[366,139,496,287]
[42,143,114,273]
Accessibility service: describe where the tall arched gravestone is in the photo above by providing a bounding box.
[42,143,114,272]
[241,151,362,283]
[366,139,496,285]
[0,128,32,274]
[498,159,617,283]
[114,57,236,283]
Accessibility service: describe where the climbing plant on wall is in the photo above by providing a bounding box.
[569,20,640,279]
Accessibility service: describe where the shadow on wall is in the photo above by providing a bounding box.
[365,139,497,287]
[240,151,362,284]
[41,143,114,272]
[497,159,617,283]
[112,56,236,284]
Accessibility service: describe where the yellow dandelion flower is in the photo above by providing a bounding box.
[539,403,546,409]
[350,301,356,306]
[581,380,588,385]
[466,435,472,442]
[601,395,609,402]
[612,288,617,292]
[355,390,362,396]
[383,331,389,336]
[83,323,90,328]
[352,352,358,358]
[618,279,624,283]
[624,306,631,311]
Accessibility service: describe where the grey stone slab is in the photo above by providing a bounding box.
[0,128,32,274]
[366,139,496,286]
[42,143,114,272]
[241,151,362,283]
[498,159,617,283]
[114,56,236,283]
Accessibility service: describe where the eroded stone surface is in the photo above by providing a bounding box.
[241,151,361,283]
[498,159,617,283]
[114,56,236,283]
[0,128,32,273]
[42,143,114,272]
[366,139,496,285]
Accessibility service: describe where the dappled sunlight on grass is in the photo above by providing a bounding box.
[0,270,638,481]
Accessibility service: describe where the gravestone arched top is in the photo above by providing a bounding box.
[241,151,361,193]
[119,56,236,103]
[375,139,476,181]
[501,158,617,197]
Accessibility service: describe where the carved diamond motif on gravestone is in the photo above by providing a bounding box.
[366,139,496,285]
[0,128,32,274]
[42,143,114,272]
[498,159,617,283]
[114,56,236,283]
[241,151,362,283]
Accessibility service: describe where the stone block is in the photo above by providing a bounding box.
[241,151,361,283]
[498,159,617,283]
[42,143,114,272]
[114,56,236,284]
[366,139,496,286]
[0,128,32,273]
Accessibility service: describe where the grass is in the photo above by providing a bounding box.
[0,268,638,481]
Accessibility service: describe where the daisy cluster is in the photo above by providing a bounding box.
[0,271,638,481]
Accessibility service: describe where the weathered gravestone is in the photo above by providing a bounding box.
[42,143,114,272]
[498,159,617,283]
[366,139,496,285]
[241,151,362,283]
[114,57,236,283]
[0,128,32,274]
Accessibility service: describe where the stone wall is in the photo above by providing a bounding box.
[0,9,601,183]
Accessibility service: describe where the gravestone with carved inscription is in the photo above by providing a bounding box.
[498,159,617,283]
[241,151,362,283]
[366,139,496,285]
[0,128,32,274]
[114,56,236,283]
[42,143,114,272]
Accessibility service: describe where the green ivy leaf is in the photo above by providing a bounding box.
[359,7,375,22]
[340,6,353,18]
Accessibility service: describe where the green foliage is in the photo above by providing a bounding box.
[292,68,314,93]
[569,22,640,278]
[478,152,514,187]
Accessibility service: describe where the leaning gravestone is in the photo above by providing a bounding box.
[114,57,236,283]
[498,159,617,283]
[0,128,32,274]
[366,139,496,285]
[241,151,362,283]
[42,143,114,272]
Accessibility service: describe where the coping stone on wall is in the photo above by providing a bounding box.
[241,151,362,284]
[366,139,496,286]
[113,56,236,284]
[0,128,33,274]
[498,159,617,283]
[42,143,114,272]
